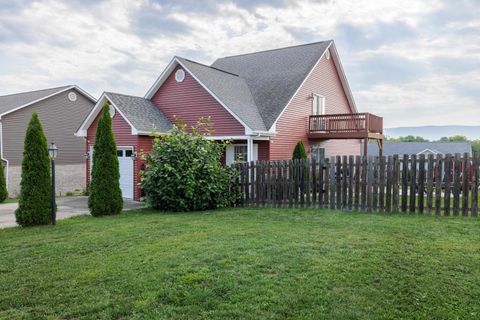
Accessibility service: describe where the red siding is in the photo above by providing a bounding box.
[151,65,245,136]
[86,109,147,201]
[269,48,361,160]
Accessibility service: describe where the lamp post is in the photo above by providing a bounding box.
[48,142,58,225]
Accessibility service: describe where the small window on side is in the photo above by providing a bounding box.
[312,94,325,115]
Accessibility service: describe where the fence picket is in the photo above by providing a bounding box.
[330,157,336,210]
[409,154,417,213]
[372,157,379,211]
[385,156,392,212]
[354,155,361,211]
[392,155,400,212]
[361,156,367,212]
[379,156,385,213]
[418,154,425,214]
[462,153,469,217]
[342,156,348,209]
[336,156,342,210]
[348,155,354,210]
[444,154,452,216]
[324,158,330,208]
[434,155,442,216]
[426,154,434,214]
[401,154,408,213]
[453,154,461,216]
[472,154,479,217]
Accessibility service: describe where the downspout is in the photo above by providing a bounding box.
[0,121,9,191]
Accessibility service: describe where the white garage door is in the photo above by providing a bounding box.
[118,148,134,199]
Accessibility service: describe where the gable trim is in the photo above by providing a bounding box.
[75,93,140,137]
[270,41,358,130]
[0,85,96,119]
[144,57,252,133]
[417,148,443,155]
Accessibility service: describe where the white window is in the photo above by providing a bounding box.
[225,144,258,165]
[312,94,325,115]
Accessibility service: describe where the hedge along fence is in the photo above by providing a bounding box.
[233,153,480,217]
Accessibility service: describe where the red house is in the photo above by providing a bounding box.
[76,40,383,200]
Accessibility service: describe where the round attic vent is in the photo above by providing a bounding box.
[175,69,185,83]
[68,92,77,102]
[109,105,116,118]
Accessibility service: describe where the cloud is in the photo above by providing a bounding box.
[0,0,478,128]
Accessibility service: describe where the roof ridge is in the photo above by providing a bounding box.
[217,40,332,60]
[0,85,72,98]
[176,56,240,77]
[105,91,146,99]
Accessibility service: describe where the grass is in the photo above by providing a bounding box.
[0,208,479,319]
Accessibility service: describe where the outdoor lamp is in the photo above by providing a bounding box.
[48,142,58,225]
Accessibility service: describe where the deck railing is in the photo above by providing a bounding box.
[309,112,383,135]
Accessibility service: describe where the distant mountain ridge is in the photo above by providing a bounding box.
[384,126,480,141]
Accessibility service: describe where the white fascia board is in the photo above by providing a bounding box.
[0,86,76,119]
[72,85,97,103]
[270,40,358,130]
[206,135,270,141]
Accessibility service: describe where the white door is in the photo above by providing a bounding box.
[117,148,134,199]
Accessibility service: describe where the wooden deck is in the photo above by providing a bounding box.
[309,112,384,156]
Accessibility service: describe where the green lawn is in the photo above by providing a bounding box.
[1,209,479,319]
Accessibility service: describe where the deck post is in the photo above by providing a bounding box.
[363,138,368,157]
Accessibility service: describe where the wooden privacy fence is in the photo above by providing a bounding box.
[233,153,480,217]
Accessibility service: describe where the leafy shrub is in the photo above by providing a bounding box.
[15,113,52,227]
[141,118,239,211]
[0,161,7,203]
[292,141,307,160]
[88,103,123,216]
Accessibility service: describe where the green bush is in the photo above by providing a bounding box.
[141,118,239,211]
[292,141,307,160]
[15,113,52,227]
[88,103,123,216]
[0,161,7,203]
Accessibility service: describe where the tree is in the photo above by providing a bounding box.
[439,135,468,142]
[386,135,429,142]
[292,141,307,160]
[15,113,52,227]
[0,161,7,203]
[141,117,239,211]
[88,103,123,216]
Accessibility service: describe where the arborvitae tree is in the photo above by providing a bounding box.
[292,141,307,160]
[15,113,52,226]
[88,103,123,216]
[0,162,7,203]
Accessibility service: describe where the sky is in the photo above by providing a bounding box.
[0,0,479,128]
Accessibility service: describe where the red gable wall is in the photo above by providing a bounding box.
[269,48,361,160]
[150,65,245,136]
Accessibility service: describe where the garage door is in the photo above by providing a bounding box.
[118,148,134,199]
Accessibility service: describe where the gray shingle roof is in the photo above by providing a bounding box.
[177,57,267,131]
[105,92,172,133]
[211,41,332,129]
[0,85,72,115]
[368,142,472,156]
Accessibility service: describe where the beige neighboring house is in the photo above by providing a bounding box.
[0,85,96,196]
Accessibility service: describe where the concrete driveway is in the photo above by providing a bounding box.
[0,196,144,229]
